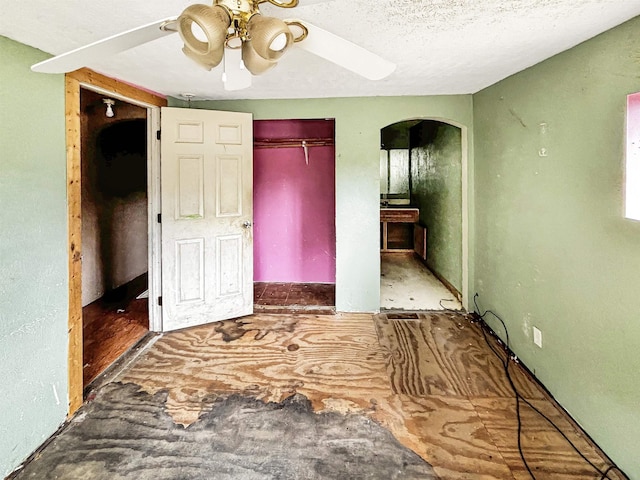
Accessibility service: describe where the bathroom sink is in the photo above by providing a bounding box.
[380,198,411,207]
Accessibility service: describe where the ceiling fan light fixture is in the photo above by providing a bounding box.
[270,32,288,51]
[182,44,224,70]
[178,4,230,56]
[247,15,293,61]
[30,0,398,91]
[242,40,278,75]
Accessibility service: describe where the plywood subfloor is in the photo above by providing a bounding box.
[381,253,462,311]
[106,312,624,480]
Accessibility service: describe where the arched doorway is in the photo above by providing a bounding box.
[379,119,464,311]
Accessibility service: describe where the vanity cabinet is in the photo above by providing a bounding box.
[380,208,419,251]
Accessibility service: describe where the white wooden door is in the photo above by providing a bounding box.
[160,107,253,332]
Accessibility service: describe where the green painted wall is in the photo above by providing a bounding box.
[183,96,474,312]
[0,37,68,477]
[473,16,640,477]
[411,121,462,292]
[381,120,421,149]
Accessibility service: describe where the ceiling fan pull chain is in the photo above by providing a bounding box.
[222,52,228,82]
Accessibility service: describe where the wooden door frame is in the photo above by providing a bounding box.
[65,69,166,415]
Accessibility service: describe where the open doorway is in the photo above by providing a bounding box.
[66,69,165,414]
[252,119,336,314]
[80,88,149,386]
[380,119,463,311]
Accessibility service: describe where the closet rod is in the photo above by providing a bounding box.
[254,137,334,149]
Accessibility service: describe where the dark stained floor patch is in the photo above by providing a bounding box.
[214,316,299,342]
[14,382,436,480]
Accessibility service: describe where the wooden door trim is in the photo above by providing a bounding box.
[65,68,166,415]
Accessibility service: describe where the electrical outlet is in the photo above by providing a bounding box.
[533,327,543,348]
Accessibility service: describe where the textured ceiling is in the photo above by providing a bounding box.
[2,0,640,100]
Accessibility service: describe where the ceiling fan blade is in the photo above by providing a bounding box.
[31,18,178,74]
[291,20,395,81]
[223,47,252,91]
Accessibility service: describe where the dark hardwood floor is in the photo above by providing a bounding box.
[254,282,336,314]
[82,283,149,386]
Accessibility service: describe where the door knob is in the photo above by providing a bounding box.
[243,221,252,228]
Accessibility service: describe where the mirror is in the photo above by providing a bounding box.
[380,120,421,206]
[380,149,410,201]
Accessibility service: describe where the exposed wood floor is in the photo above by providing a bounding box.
[103,311,625,480]
[381,253,462,311]
[82,295,148,386]
[254,282,336,314]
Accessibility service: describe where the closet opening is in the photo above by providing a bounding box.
[253,119,336,314]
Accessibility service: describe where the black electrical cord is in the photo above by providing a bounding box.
[472,294,535,478]
[438,298,461,312]
[472,293,624,480]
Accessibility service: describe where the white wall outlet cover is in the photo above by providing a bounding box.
[533,326,543,348]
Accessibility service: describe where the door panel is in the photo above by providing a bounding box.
[161,107,253,332]
[217,235,243,296]
[217,155,243,216]
[177,155,204,219]
[176,238,204,304]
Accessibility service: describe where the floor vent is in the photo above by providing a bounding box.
[386,313,420,320]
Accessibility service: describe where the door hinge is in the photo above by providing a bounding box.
[157,213,162,224]
[158,296,163,306]
[156,130,161,140]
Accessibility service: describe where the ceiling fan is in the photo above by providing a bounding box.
[31,0,396,91]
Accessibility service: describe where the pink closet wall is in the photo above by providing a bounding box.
[253,119,336,283]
